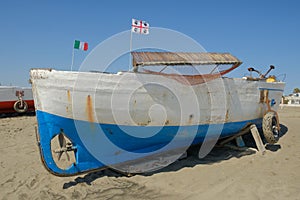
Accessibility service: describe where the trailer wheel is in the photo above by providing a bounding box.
[13,100,28,113]
[262,112,279,144]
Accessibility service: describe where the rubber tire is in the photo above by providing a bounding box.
[262,112,279,144]
[13,100,28,113]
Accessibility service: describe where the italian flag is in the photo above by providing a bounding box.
[74,40,88,51]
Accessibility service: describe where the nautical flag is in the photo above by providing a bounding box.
[131,19,149,34]
[74,40,88,51]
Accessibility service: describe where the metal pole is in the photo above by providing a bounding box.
[71,47,75,71]
[129,31,133,71]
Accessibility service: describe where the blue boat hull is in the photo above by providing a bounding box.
[36,110,262,176]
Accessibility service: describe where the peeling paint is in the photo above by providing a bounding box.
[67,90,71,103]
[66,90,72,114]
[86,95,95,123]
[137,120,151,126]
[106,128,113,135]
[225,109,229,122]
[188,114,194,124]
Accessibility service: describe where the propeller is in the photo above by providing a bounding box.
[54,132,72,161]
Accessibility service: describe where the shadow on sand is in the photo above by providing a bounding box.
[63,123,288,189]
[0,112,35,118]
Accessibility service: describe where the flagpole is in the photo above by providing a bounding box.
[71,47,75,71]
[129,30,133,71]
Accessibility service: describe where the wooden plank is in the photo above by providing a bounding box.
[250,124,266,155]
[218,126,250,146]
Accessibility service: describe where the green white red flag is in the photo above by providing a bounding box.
[74,40,88,51]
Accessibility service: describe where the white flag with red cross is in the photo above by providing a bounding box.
[131,19,149,35]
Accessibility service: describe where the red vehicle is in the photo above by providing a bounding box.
[0,86,35,114]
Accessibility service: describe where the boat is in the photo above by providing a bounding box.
[30,52,285,176]
[0,86,35,114]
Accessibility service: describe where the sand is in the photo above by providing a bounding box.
[0,107,300,200]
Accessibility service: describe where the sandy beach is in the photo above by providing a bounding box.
[0,107,299,199]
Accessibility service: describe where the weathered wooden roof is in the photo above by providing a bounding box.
[132,52,242,66]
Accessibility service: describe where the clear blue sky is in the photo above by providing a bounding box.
[0,0,299,94]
